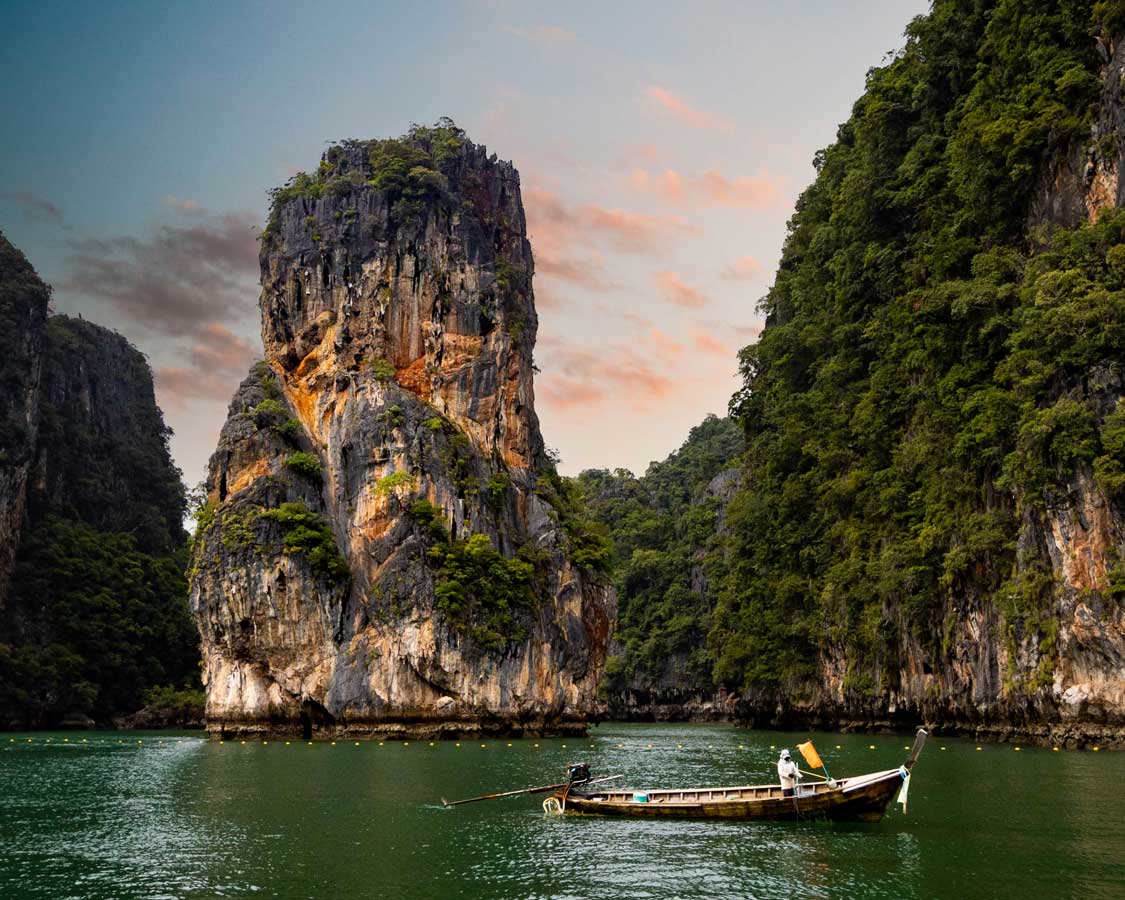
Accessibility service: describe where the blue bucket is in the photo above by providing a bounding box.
[632,793,649,803]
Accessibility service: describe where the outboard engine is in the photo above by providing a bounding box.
[566,762,591,784]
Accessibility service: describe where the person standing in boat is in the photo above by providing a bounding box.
[777,749,800,796]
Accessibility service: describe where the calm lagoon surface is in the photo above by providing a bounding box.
[1,722,1123,899]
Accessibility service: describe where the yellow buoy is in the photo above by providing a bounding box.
[262,741,267,745]
[1014,747,1021,752]
[533,743,539,748]
[355,742,360,746]
[455,742,461,747]
[240,741,247,745]
[330,741,336,746]
[285,741,291,745]
[63,738,69,742]
[562,744,568,749]
[677,744,683,750]
[404,742,409,747]
[1052,746,1060,752]
[507,743,513,747]
[940,747,946,751]
[769,745,775,750]
[835,745,841,750]
[480,744,486,748]
[976,746,982,751]
[429,742,435,747]
[869,745,875,750]
[379,742,384,746]
[1093,746,1101,752]
[307,741,313,746]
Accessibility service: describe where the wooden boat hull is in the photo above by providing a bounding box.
[557,768,906,823]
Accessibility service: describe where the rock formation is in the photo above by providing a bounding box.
[190,123,615,739]
[0,234,196,726]
[0,232,49,606]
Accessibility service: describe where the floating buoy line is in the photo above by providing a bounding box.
[1,736,1111,752]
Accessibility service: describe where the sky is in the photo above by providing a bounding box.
[0,0,930,486]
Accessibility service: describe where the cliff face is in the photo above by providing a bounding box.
[190,124,614,738]
[30,316,187,553]
[707,3,1125,748]
[576,416,743,722]
[0,233,50,607]
[0,238,196,726]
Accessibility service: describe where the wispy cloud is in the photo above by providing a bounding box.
[689,326,734,356]
[500,24,576,44]
[0,191,67,227]
[537,337,685,412]
[524,185,702,304]
[162,195,205,215]
[154,323,258,410]
[720,255,765,281]
[630,168,780,208]
[654,270,708,309]
[63,209,260,339]
[643,86,733,133]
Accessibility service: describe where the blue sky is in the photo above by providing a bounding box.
[0,0,929,485]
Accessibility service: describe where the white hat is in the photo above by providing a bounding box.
[780,749,790,758]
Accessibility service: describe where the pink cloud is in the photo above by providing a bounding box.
[162,195,204,215]
[654,270,708,309]
[155,322,258,410]
[500,24,576,44]
[630,168,780,208]
[721,255,765,281]
[524,185,702,306]
[537,339,683,412]
[643,86,733,133]
[689,326,734,357]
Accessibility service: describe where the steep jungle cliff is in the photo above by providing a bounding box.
[577,2,1125,747]
[190,122,614,739]
[0,234,199,726]
[577,416,743,721]
[0,233,49,607]
[708,0,1125,747]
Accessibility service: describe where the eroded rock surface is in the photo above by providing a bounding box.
[190,125,615,738]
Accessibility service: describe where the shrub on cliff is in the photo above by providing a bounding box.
[284,451,323,481]
[259,503,348,583]
[429,533,535,642]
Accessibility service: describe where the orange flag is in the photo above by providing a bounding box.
[797,740,823,769]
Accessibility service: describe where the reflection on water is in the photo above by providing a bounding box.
[1,724,1123,899]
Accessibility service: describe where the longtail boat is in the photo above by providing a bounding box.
[546,729,928,823]
[441,729,927,823]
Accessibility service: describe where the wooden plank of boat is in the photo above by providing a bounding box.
[552,729,928,823]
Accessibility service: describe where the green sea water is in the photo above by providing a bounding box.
[1,722,1122,899]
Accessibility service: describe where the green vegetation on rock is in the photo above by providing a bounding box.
[259,502,349,583]
[576,415,743,691]
[284,451,323,481]
[708,0,1125,694]
[428,533,536,647]
[263,119,466,237]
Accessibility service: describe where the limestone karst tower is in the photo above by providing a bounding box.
[189,122,615,738]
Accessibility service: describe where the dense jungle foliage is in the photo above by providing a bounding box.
[0,303,199,726]
[576,416,743,694]
[709,0,1125,696]
[578,1,1125,707]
